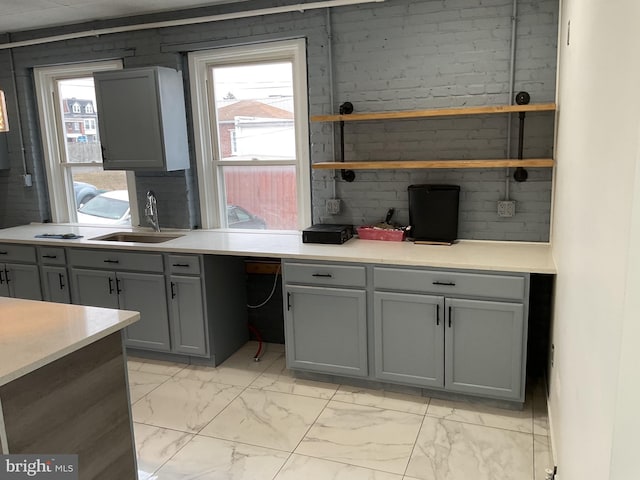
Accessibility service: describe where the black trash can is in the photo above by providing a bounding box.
[408,184,460,244]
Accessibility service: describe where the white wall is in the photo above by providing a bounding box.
[550,1,640,478]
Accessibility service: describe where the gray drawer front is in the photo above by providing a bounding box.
[167,255,201,275]
[284,262,366,287]
[68,249,164,272]
[0,243,36,263]
[374,267,526,300]
[38,247,67,265]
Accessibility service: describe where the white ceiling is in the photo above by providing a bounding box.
[0,0,249,35]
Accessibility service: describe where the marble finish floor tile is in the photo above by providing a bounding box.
[127,358,144,371]
[295,401,423,475]
[134,358,188,376]
[406,417,533,480]
[153,435,289,480]
[532,385,549,437]
[128,370,172,404]
[274,454,404,480]
[534,435,553,480]
[245,341,286,355]
[134,423,193,480]
[427,398,533,434]
[332,385,429,415]
[200,388,328,451]
[175,349,282,387]
[250,356,340,399]
[132,377,243,433]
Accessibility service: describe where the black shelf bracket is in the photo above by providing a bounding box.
[338,102,355,182]
[514,91,530,182]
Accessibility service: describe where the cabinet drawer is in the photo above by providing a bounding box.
[167,255,201,275]
[0,244,36,263]
[374,267,526,301]
[284,262,366,287]
[38,247,66,265]
[68,249,164,272]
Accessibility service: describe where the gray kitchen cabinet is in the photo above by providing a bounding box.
[0,244,42,300]
[118,272,171,351]
[373,291,444,388]
[41,266,71,304]
[373,266,528,401]
[70,268,119,309]
[68,249,171,353]
[94,66,190,171]
[167,255,207,356]
[38,247,70,304]
[70,267,171,352]
[283,261,368,377]
[445,297,524,400]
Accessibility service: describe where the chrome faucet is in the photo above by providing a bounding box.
[145,190,160,232]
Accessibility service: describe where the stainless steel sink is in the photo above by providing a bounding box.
[92,232,185,243]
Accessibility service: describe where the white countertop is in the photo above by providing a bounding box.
[0,297,139,386]
[0,223,556,274]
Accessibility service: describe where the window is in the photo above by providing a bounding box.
[189,39,311,230]
[85,103,94,114]
[34,61,138,225]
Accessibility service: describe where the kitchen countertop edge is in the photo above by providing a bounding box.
[0,224,557,274]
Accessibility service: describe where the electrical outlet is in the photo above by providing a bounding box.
[497,200,515,217]
[327,198,341,215]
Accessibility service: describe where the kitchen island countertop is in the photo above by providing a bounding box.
[0,297,139,386]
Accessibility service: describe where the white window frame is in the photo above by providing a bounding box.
[188,39,311,230]
[34,60,138,225]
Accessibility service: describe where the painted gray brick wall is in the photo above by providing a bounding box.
[311,0,558,242]
[0,0,558,241]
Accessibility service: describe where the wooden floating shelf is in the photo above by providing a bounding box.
[312,159,556,170]
[311,102,556,122]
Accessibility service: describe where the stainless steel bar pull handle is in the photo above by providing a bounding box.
[436,304,440,326]
[448,306,452,327]
[58,273,65,290]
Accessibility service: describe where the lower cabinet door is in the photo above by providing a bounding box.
[6,263,42,300]
[373,291,445,388]
[71,268,119,309]
[0,265,9,297]
[41,266,71,304]
[117,272,171,352]
[169,275,207,356]
[285,284,368,377]
[445,297,525,400]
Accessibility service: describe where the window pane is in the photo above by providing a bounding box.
[57,77,102,163]
[212,63,295,161]
[223,165,297,230]
[70,166,131,225]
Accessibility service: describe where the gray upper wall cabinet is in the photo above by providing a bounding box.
[94,67,190,172]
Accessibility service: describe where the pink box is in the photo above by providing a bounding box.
[356,227,406,242]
